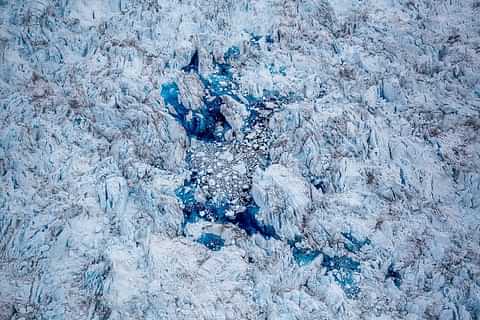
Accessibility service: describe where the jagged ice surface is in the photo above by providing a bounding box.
[1,0,480,319]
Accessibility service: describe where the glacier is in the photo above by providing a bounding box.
[1,0,480,319]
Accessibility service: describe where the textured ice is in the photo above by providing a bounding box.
[1,0,480,319]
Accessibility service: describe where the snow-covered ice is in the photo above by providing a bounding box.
[1,0,480,319]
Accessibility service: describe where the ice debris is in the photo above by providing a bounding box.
[1,0,480,319]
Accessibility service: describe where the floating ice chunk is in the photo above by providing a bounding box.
[220,96,249,138]
[178,73,205,111]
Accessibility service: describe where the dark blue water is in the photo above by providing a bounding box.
[224,46,240,62]
[169,45,363,298]
[231,204,279,239]
[322,254,360,272]
[292,247,321,266]
[160,82,184,113]
[197,233,225,251]
[161,82,229,142]
[322,254,361,298]
[176,175,278,240]
[161,50,243,142]
[168,46,287,238]
[182,50,199,73]
[162,44,300,143]
[289,236,361,297]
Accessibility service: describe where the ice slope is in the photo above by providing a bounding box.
[1,0,480,319]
